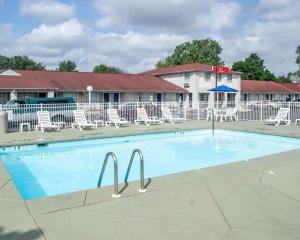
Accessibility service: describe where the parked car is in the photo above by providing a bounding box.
[4,97,77,124]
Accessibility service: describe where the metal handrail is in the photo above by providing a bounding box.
[124,149,146,193]
[98,152,120,198]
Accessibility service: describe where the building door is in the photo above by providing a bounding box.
[113,93,119,103]
[179,93,184,102]
[156,93,162,102]
[113,93,120,108]
[104,92,110,103]
[189,93,193,108]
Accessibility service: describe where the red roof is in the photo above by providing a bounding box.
[241,80,293,93]
[279,83,300,93]
[142,63,240,75]
[0,70,187,93]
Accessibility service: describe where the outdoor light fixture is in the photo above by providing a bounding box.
[86,85,93,105]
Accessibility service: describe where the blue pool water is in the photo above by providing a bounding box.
[1,129,300,200]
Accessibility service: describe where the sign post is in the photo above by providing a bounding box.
[211,66,230,136]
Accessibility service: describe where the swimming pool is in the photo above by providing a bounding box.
[1,129,300,200]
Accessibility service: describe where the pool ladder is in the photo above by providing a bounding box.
[98,152,120,198]
[125,149,147,193]
[98,149,146,198]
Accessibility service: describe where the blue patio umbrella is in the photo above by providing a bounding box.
[208,85,238,108]
[207,85,238,136]
[208,85,238,92]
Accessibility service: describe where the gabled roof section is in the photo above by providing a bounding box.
[279,83,300,93]
[0,69,22,76]
[241,80,294,93]
[0,70,187,93]
[142,63,241,76]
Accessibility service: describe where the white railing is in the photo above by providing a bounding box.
[0,102,185,132]
[195,100,300,122]
[0,100,300,132]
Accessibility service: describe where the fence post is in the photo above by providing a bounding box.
[288,101,291,122]
[184,101,187,120]
[260,100,263,122]
[197,101,200,120]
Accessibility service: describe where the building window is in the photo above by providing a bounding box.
[184,72,191,82]
[165,93,176,102]
[198,93,209,101]
[182,72,191,88]
[227,74,232,82]
[204,72,211,82]
[217,74,222,82]
[0,92,9,104]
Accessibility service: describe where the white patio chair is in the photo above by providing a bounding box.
[264,108,291,126]
[135,108,161,125]
[72,110,96,130]
[36,111,58,132]
[206,108,223,121]
[206,108,213,121]
[106,109,130,127]
[224,107,238,121]
[161,105,185,124]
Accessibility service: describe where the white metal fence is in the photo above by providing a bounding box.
[0,102,185,132]
[0,100,299,132]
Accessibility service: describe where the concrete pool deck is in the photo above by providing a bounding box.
[0,120,300,240]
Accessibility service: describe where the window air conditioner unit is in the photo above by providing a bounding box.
[183,82,190,88]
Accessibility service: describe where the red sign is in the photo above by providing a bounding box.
[212,66,230,74]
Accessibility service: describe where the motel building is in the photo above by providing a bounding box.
[241,80,300,101]
[0,69,187,105]
[142,63,242,108]
[1,65,300,107]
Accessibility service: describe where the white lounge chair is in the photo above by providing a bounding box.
[265,108,291,126]
[72,110,96,130]
[106,109,130,127]
[161,105,185,123]
[135,108,161,125]
[36,111,58,132]
[224,107,238,121]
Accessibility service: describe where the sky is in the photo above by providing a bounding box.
[0,0,299,75]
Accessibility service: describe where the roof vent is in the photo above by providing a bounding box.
[0,69,21,76]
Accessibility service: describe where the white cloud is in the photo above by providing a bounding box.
[18,19,87,48]
[222,0,300,75]
[96,17,112,28]
[0,23,15,55]
[20,0,75,23]
[94,0,241,34]
[2,18,189,72]
[1,0,299,75]
[257,0,300,21]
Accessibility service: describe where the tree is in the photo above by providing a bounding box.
[232,53,277,81]
[296,44,300,66]
[0,55,45,70]
[93,64,123,73]
[277,73,293,83]
[58,60,77,72]
[156,38,224,68]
